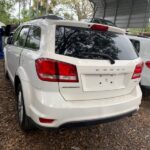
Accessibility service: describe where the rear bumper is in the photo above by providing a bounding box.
[59,109,137,128]
[23,82,142,128]
[31,110,137,129]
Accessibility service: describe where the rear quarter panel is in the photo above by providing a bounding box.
[139,39,150,86]
[127,36,150,86]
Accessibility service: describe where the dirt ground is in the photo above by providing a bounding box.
[0,60,150,150]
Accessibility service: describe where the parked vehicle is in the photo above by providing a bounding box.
[81,18,116,26]
[128,35,150,88]
[4,16,143,131]
[0,21,5,59]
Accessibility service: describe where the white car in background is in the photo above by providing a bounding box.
[128,35,150,88]
[4,16,143,131]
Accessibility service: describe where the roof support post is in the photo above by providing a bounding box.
[143,0,150,30]
[127,0,134,29]
[103,0,107,19]
[91,1,98,20]
[114,0,119,24]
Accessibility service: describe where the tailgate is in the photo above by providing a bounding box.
[59,59,141,101]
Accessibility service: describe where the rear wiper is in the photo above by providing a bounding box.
[80,52,115,64]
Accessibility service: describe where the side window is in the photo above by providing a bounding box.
[130,39,140,53]
[14,26,29,47]
[12,27,22,45]
[25,26,41,50]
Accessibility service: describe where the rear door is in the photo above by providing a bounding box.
[21,26,41,83]
[7,26,30,80]
[55,25,141,101]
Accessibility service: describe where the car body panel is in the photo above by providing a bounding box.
[128,35,150,87]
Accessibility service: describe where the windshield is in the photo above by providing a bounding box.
[55,26,138,60]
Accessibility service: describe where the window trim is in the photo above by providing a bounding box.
[13,25,30,48]
[55,26,138,60]
[130,39,140,53]
[24,25,41,51]
[12,26,22,46]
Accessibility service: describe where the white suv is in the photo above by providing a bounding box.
[128,35,150,88]
[4,17,143,131]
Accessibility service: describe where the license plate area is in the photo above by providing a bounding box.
[81,74,125,92]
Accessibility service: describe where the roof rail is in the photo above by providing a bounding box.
[33,14,63,20]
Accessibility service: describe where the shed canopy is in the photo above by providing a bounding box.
[90,0,150,28]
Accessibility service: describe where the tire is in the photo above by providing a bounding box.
[141,86,150,97]
[5,70,9,80]
[17,83,35,131]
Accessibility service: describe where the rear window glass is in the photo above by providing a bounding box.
[130,39,140,53]
[55,26,138,60]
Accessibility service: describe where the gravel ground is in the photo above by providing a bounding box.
[0,59,150,150]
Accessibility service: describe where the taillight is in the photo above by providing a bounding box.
[35,58,78,82]
[91,24,108,32]
[57,61,78,82]
[132,62,144,79]
[145,61,150,68]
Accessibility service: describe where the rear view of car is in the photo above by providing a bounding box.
[33,22,143,128]
[4,18,143,130]
[128,35,150,88]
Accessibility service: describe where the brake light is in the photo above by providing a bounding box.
[91,24,108,32]
[57,61,78,82]
[146,61,150,68]
[132,62,144,79]
[35,58,78,82]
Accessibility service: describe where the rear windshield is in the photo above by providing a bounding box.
[55,26,138,60]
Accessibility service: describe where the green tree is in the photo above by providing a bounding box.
[31,0,58,17]
[59,0,94,20]
[15,0,32,22]
[0,0,15,24]
[13,0,94,22]
[31,0,93,20]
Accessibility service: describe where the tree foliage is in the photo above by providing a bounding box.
[0,0,94,24]
[58,0,94,20]
[0,0,15,24]
[31,0,93,20]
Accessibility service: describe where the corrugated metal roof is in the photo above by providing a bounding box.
[90,0,150,28]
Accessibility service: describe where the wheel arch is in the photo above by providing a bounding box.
[14,66,29,94]
[14,75,21,95]
[14,67,31,116]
